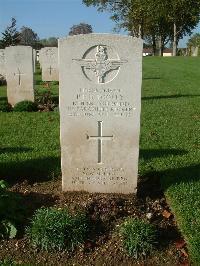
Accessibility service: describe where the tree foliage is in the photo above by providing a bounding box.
[40,37,58,47]
[19,26,40,48]
[0,17,20,48]
[187,33,200,56]
[187,33,200,48]
[83,0,200,55]
[68,23,93,36]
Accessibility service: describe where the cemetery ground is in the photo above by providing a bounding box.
[0,57,199,265]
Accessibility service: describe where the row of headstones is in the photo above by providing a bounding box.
[0,46,59,106]
[0,34,143,194]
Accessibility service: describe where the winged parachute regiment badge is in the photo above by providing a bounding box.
[73,45,127,84]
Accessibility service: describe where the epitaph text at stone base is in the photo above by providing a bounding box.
[59,34,143,194]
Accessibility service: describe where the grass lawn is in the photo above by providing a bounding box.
[0,85,6,99]
[0,57,199,263]
[141,57,200,263]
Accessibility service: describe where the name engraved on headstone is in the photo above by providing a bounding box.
[65,87,136,117]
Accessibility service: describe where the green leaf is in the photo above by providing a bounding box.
[0,180,9,190]
[1,220,17,239]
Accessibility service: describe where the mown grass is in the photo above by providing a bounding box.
[34,65,59,98]
[0,85,7,100]
[0,65,60,183]
[0,112,60,183]
[141,57,200,263]
[0,57,199,263]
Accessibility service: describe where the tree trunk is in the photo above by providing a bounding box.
[173,22,177,56]
[152,36,156,56]
[158,36,162,56]
[138,24,142,38]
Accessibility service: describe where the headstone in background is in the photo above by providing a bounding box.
[59,34,143,194]
[38,49,42,68]
[0,49,6,80]
[191,46,199,57]
[33,49,36,72]
[5,46,34,106]
[36,50,40,63]
[40,47,59,81]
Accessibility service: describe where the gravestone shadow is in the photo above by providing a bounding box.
[139,148,188,160]
[142,94,200,100]
[0,156,60,185]
[137,163,200,198]
[138,148,189,198]
[16,191,58,236]
[0,96,7,101]
[0,147,33,154]
[143,77,161,80]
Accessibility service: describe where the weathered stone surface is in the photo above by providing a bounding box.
[59,34,143,194]
[5,46,34,106]
[33,49,36,72]
[0,49,6,79]
[40,47,59,81]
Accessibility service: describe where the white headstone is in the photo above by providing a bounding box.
[0,49,6,79]
[59,34,143,194]
[36,50,39,62]
[40,47,59,81]
[33,49,36,72]
[191,46,199,57]
[5,46,34,106]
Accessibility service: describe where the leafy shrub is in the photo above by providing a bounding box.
[13,100,38,112]
[0,74,6,85]
[0,180,8,189]
[35,88,58,111]
[26,207,89,251]
[35,80,43,85]
[120,218,157,259]
[51,81,59,85]
[51,95,59,105]
[0,100,12,112]
[0,180,24,239]
[53,106,59,112]
[0,258,26,266]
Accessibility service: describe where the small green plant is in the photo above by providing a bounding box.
[0,180,24,239]
[0,258,18,266]
[13,100,38,112]
[120,218,157,259]
[0,74,6,86]
[35,83,58,111]
[0,100,12,112]
[26,207,89,251]
[0,180,8,189]
[51,81,59,85]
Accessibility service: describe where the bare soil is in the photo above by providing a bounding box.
[0,177,189,265]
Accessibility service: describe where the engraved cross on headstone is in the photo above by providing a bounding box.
[14,68,26,86]
[48,65,53,75]
[87,121,113,164]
